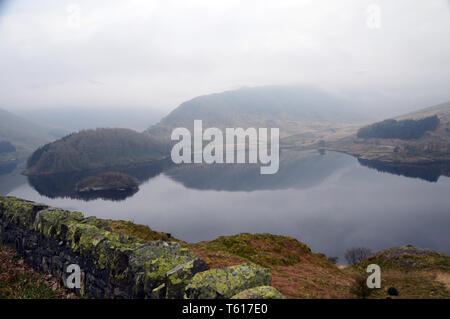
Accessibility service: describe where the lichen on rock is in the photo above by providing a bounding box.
[165,259,209,299]
[129,241,197,298]
[185,263,271,299]
[0,196,203,298]
[231,286,283,299]
[1,196,282,299]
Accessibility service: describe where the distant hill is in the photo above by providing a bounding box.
[0,108,55,152]
[0,108,59,174]
[147,86,369,144]
[0,141,16,154]
[24,128,170,176]
[329,102,450,166]
[16,107,165,132]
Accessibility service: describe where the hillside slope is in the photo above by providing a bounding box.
[329,102,450,168]
[1,195,448,299]
[24,128,170,176]
[0,108,57,174]
[0,108,54,152]
[353,245,450,299]
[147,86,367,145]
[103,222,450,299]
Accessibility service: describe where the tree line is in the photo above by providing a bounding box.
[357,115,440,140]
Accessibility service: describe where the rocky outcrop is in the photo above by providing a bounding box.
[231,286,284,299]
[360,244,450,270]
[185,263,272,299]
[0,196,283,299]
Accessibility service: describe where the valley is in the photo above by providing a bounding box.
[1,87,449,300]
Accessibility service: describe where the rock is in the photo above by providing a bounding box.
[231,286,284,299]
[151,283,166,299]
[185,263,271,299]
[364,244,450,269]
[0,196,205,299]
[129,241,196,298]
[165,259,210,299]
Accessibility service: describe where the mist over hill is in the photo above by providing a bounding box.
[147,86,375,140]
[0,108,55,152]
[14,107,165,132]
[0,108,62,174]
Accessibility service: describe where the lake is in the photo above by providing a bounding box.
[2,150,450,264]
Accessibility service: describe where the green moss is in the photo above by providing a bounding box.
[185,263,271,299]
[150,283,166,299]
[99,219,176,242]
[129,241,196,295]
[203,233,312,267]
[1,196,198,291]
[231,286,284,299]
[0,197,48,229]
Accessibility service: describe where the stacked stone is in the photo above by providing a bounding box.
[0,196,282,299]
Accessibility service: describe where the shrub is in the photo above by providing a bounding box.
[350,275,373,299]
[387,287,399,296]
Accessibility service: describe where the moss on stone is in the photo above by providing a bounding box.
[185,263,271,299]
[151,283,166,299]
[1,196,201,297]
[0,197,49,229]
[202,233,313,267]
[231,286,284,299]
[129,241,196,296]
[1,196,284,300]
[165,259,209,299]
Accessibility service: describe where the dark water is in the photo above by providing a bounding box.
[2,151,450,263]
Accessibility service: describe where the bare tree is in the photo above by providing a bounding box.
[345,247,373,265]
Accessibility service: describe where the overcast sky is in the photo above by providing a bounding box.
[0,0,449,113]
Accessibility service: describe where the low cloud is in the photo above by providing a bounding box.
[0,0,449,112]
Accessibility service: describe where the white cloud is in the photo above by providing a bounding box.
[0,0,449,111]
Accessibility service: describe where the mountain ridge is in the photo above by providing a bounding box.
[147,86,371,142]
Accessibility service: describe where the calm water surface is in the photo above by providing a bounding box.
[3,151,450,263]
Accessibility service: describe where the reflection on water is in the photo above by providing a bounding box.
[165,151,351,191]
[0,161,18,176]
[2,151,450,263]
[358,158,449,182]
[26,159,171,201]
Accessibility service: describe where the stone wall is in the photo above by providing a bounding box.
[0,196,281,299]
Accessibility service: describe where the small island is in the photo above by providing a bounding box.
[75,172,139,193]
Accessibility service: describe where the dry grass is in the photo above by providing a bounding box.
[0,244,77,299]
[189,233,354,299]
[436,272,450,291]
[342,268,450,299]
[41,219,450,299]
